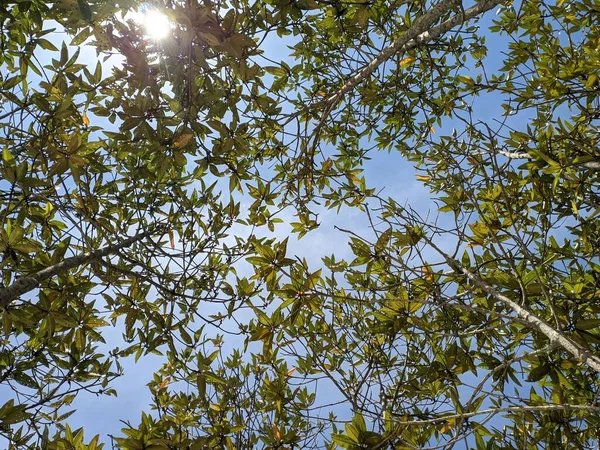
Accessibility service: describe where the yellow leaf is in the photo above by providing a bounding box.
[286,367,297,377]
[315,91,328,97]
[82,111,90,127]
[158,377,170,391]
[199,32,222,47]
[422,266,434,282]
[440,419,455,434]
[430,126,435,134]
[399,56,416,66]
[210,403,221,411]
[273,423,281,440]
[74,193,84,209]
[173,133,194,149]
[415,175,430,182]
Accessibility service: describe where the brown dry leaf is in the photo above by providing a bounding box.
[198,31,222,47]
[158,377,170,391]
[286,367,297,377]
[173,133,194,149]
[169,230,175,249]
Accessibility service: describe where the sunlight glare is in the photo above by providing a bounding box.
[144,10,171,39]
[143,10,170,40]
[127,9,171,40]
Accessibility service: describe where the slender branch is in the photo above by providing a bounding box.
[418,230,600,373]
[301,0,505,172]
[496,149,600,170]
[580,160,600,169]
[376,402,600,449]
[318,0,505,109]
[464,344,557,412]
[392,404,600,426]
[0,226,164,308]
[496,149,529,159]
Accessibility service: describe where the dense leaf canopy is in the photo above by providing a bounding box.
[1,0,600,448]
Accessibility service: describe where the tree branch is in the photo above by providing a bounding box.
[0,226,164,309]
[418,231,600,373]
[320,0,505,109]
[302,0,505,167]
[393,404,600,426]
[495,149,600,170]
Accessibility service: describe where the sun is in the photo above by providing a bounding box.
[127,9,171,40]
[142,10,170,40]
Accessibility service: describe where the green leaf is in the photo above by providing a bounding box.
[13,372,38,389]
[76,0,92,21]
[332,433,358,448]
[575,319,600,331]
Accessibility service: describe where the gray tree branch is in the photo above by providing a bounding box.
[419,233,600,373]
[321,0,505,108]
[0,226,164,309]
[394,404,600,426]
[496,149,600,169]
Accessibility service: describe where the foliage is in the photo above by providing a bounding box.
[1,0,600,448]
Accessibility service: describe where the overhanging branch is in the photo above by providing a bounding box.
[419,231,600,373]
[0,226,164,309]
[320,0,506,109]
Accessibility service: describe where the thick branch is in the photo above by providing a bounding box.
[0,227,163,308]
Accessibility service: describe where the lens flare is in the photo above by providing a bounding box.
[143,10,170,40]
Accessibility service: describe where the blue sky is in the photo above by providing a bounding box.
[0,3,477,443]
[1,0,583,447]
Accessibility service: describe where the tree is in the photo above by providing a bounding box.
[2,0,600,448]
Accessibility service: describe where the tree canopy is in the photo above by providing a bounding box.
[2,0,600,448]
